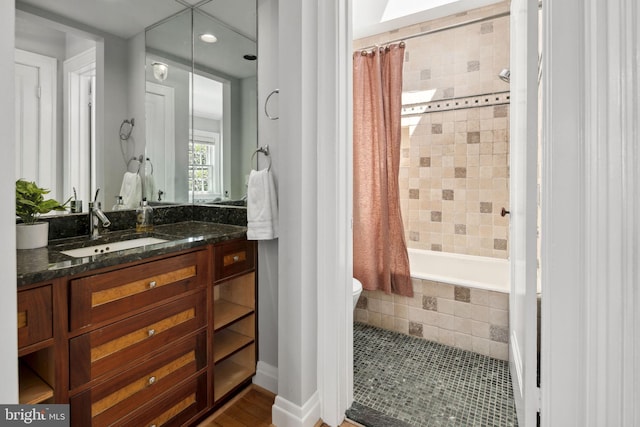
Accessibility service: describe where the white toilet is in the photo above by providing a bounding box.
[352,278,363,309]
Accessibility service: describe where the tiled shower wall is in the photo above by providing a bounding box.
[354,280,510,361]
[353,3,512,359]
[400,103,510,258]
[354,1,511,259]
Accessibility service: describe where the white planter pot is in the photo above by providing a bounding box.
[16,222,49,250]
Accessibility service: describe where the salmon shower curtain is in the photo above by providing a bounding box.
[353,43,412,297]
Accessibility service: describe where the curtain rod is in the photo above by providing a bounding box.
[358,10,511,51]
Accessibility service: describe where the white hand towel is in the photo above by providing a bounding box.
[144,174,156,202]
[119,172,142,209]
[247,169,278,240]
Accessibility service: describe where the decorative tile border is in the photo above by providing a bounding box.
[402,91,510,116]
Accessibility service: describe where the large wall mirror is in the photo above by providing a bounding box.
[14,0,256,210]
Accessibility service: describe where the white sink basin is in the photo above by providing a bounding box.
[60,237,169,258]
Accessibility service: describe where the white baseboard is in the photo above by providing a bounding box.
[253,361,278,394]
[272,391,320,427]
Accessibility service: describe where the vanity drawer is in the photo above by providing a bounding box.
[69,250,208,331]
[17,285,53,349]
[119,373,207,427]
[69,331,206,427]
[214,239,256,282]
[69,292,206,389]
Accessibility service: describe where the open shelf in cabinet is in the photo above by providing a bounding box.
[19,361,53,404]
[213,272,255,331]
[213,344,255,402]
[19,347,55,404]
[213,301,253,331]
[213,315,255,363]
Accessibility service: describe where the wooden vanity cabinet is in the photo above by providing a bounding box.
[17,237,258,426]
[68,249,210,427]
[69,292,207,389]
[69,331,207,426]
[18,285,53,349]
[17,283,58,405]
[213,238,256,281]
[212,240,257,405]
[69,251,207,331]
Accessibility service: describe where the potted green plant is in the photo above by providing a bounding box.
[16,179,69,249]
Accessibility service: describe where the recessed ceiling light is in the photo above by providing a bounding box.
[200,33,218,43]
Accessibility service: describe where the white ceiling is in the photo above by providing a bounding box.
[16,0,257,80]
[353,0,503,40]
[15,0,256,41]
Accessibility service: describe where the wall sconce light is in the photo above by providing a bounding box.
[152,61,169,82]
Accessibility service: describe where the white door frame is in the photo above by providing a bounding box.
[508,0,539,425]
[14,49,57,198]
[317,0,353,425]
[64,47,96,207]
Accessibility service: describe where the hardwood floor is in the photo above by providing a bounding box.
[197,386,360,427]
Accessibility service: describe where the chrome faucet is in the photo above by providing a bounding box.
[89,189,111,239]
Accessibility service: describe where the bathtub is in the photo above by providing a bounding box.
[408,248,510,293]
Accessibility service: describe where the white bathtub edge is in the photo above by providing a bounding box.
[408,249,510,293]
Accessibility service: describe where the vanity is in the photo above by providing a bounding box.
[17,220,257,426]
[14,0,261,421]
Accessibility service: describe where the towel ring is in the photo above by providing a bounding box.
[127,156,141,173]
[145,157,154,175]
[251,145,272,171]
[264,89,279,120]
[127,155,154,175]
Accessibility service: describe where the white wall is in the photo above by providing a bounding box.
[65,33,95,59]
[0,0,19,404]
[254,0,280,395]
[271,0,323,423]
[124,30,147,191]
[270,1,353,426]
[101,34,142,204]
[237,75,257,199]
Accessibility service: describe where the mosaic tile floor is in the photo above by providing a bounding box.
[347,322,518,427]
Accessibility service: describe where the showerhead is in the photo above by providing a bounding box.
[499,68,510,83]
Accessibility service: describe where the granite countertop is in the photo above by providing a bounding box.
[17,221,247,287]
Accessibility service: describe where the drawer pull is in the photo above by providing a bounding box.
[17,311,27,329]
[148,281,157,289]
[150,425,157,427]
[223,251,247,267]
[148,376,156,386]
[147,329,156,337]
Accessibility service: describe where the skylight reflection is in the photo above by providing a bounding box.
[381,0,459,22]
